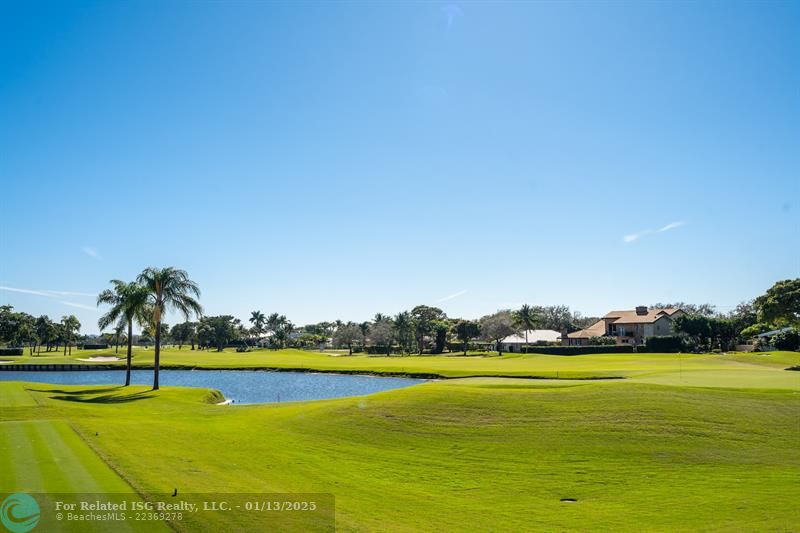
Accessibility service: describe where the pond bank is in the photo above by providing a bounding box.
[0,363,626,380]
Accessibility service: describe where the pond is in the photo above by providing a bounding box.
[0,370,425,404]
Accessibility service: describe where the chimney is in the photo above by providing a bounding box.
[636,306,648,316]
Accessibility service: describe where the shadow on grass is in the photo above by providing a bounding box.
[27,387,121,395]
[47,390,156,404]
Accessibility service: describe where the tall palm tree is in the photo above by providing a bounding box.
[512,304,539,352]
[137,267,203,390]
[249,310,266,344]
[97,280,150,386]
[60,315,81,356]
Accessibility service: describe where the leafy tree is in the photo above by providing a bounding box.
[726,301,758,342]
[708,317,736,351]
[740,322,774,339]
[410,305,446,354]
[0,305,16,345]
[453,319,480,355]
[333,322,361,355]
[369,319,394,356]
[537,305,579,332]
[137,267,203,390]
[771,329,800,351]
[512,304,540,351]
[754,279,800,327]
[170,321,195,350]
[672,314,712,351]
[651,302,717,317]
[14,313,37,355]
[432,320,450,354]
[479,310,517,355]
[98,280,151,386]
[196,321,213,349]
[199,315,239,351]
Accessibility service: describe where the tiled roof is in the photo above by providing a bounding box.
[602,308,681,324]
[566,320,606,339]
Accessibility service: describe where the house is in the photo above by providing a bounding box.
[498,329,561,353]
[753,326,794,351]
[564,306,684,347]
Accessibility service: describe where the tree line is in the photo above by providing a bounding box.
[2,276,798,379]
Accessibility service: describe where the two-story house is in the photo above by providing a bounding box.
[564,306,684,346]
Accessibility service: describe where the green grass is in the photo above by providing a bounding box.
[9,347,800,389]
[1,373,799,531]
[0,382,37,407]
[0,417,171,532]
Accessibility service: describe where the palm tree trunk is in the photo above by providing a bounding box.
[125,320,133,386]
[153,321,161,390]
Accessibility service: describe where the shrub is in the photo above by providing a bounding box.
[0,348,24,356]
[520,345,634,355]
[772,329,800,351]
[644,336,684,353]
[80,344,109,350]
[588,336,617,346]
[364,346,395,355]
[445,342,493,353]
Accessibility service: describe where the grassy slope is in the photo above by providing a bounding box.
[2,378,799,532]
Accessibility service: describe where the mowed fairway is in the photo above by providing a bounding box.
[0,414,171,532]
[1,371,799,532]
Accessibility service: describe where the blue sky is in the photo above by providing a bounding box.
[1,1,798,333]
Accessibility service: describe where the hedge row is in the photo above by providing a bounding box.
[641,336,684,353]
[80,344,109,350]
[0,348,24,356]
[520,345,634,355]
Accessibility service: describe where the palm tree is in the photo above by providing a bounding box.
[249,310,266,344]
[60,315,81,356]
[97,280,150,386]
[137,267,203,390]
[113,322,126,354]
[359,322,370,351]
[393,311,412,355]
[512,304,539,352]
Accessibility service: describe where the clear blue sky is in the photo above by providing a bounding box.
[1,1,798,333]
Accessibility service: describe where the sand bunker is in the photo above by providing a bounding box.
[76,356,122,362]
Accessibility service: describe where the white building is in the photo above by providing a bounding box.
[498,329,562,353]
